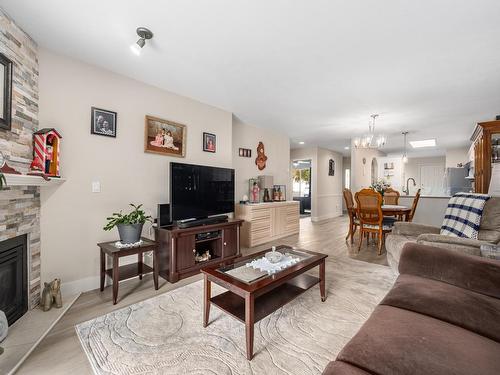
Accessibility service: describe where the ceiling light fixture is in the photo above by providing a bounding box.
[130,27,154,56]
[402,131,409,163]
[409,139,436,148]
[353,114,386,149]
[298,141,305,145]
[344,146,350,150]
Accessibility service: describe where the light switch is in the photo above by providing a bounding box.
[92,181,101,193]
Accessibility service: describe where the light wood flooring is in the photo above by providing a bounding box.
[15,215,388,374]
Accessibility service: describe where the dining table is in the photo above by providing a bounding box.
[382,204,412,221]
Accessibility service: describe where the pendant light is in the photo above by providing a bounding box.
[402,131,409,163]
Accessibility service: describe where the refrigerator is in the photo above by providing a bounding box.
[443,167,472,196]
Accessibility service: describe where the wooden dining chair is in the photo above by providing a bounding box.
[343,188,358,244]
[355,188,393,255]
[407,189,421,222]
[383,188,400,205]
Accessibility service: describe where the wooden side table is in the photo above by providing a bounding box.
[98,237,159,304]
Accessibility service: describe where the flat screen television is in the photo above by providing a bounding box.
[170,162,235,221]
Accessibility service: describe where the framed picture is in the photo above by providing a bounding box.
[203,132,216,153]
[239,148,252,157]
[144,115,186,157]
[0,53,13,131]
[328,159,335,176]
[91,107,117,137]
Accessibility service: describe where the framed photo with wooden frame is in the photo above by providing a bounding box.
[203,132,216,153]
[144,115,187,157]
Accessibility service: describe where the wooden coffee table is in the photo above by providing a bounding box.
[201,245,327,360]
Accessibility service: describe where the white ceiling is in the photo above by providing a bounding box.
[3,0,500,156]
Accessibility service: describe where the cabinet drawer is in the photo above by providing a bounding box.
[251,208,271,220]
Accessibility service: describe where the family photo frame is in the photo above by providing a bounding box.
[91,107,117,137]
[144,115,186,157]
[203,132,216,153]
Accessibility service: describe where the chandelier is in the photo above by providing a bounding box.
[353,114,386,149]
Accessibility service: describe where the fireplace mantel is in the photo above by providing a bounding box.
[3,174,66,187]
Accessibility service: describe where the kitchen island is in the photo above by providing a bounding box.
[399,195,450,227]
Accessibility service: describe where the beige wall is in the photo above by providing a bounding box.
[350,141,385,193]
[39,49,234,294]
[445,146,469,168]
[232,117,291,201]
[290,147,343,221]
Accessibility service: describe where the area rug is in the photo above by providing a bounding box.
[76,257,395,375]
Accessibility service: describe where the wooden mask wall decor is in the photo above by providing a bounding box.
[255,141,267,170]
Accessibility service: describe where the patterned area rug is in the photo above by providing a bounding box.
[76,257,395,374]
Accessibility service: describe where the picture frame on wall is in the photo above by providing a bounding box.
[91,107,117,137]
[0,53,13,131]
[328,158,335,176]
[203,132,216,153]
[239,148,252,157]
[144,115,186,157]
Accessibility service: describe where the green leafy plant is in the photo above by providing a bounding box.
[0,172,6,190]
[103,203,152,231]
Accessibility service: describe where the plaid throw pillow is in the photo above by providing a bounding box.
[440,193,490,239]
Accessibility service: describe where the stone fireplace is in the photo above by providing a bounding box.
[0,10,41,314]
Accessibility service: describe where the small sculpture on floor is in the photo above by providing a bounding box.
[195,250,211,263]
[41,278,62,312]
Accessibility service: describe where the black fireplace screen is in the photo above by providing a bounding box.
[0,234,28,325]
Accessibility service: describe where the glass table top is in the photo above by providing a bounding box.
[217,248,313,284]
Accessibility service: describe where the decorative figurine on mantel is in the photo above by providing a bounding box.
[41,278,62,312]
[251,180,260,203]
[31,128,62,178]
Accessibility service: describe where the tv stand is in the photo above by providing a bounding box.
[177,215,228,229]
[155,218,243,283]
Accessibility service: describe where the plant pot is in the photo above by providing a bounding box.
[117,223,143,244]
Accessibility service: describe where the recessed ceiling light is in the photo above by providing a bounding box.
[298,141,305,145]
[409,139,436,148]
[344,146,349,150]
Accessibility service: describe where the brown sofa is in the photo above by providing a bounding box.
[386,196,500,272]
[323,243,500,375]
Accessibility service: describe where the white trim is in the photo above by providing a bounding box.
[4,174,66,187]
[311,212,342,222]
[60,276,101,296]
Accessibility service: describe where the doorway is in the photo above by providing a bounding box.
[292,159,312,217]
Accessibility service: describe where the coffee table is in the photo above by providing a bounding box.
[201,245,327,360]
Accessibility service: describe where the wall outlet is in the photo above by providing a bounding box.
[92,181,101,193]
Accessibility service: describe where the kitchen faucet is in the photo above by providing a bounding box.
[403,178,416,195]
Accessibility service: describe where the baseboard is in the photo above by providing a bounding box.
[61,276,100,296]
[311,212,342,222]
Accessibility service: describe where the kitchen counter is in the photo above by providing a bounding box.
[400,195,451,199]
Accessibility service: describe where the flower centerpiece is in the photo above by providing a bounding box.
[370,179,391,196]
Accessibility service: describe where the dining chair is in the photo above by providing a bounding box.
[383,188,400,205]
[343,188,358,244]
[407,189,421,222]
[355,188,394,255]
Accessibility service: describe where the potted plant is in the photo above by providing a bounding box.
[103,204,152,244]
[370,179,391,196]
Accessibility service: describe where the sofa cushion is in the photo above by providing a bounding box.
[336,305,500,375]
[381,274,500,343]
[385,234,416,271]
[479,197,500,242]
[322,361,372,375]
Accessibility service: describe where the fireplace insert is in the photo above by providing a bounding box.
[0,234,28,325]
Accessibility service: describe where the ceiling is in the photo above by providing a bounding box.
[3,0,500,156]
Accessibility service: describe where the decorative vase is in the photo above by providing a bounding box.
[117,223,143,244]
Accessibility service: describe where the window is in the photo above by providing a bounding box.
[345,169,350,189]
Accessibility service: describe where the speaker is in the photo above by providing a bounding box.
[157,204,171,227]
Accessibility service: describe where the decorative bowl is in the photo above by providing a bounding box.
[265,249,283,263]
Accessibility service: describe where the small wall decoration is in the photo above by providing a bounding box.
[239,148,252,157]
[203,132,216,153]
[255,142,267,170]
[31,128,62,177]
[0,53,13,131]
[145,115,186,157]
[91,107,117,137]
[384,162,395,170]
[328,159,335,176]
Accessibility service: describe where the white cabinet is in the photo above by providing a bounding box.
[235,201,300,247]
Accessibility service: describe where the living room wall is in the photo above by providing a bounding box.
[38,49,234,294]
